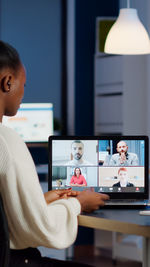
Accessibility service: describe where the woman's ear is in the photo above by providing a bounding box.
[1,75,12,93]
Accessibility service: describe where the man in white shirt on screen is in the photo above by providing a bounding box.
[66,140,93,166]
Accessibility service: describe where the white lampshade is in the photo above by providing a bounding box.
[104,8,150,55]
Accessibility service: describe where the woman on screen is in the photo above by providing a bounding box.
[70,168,87,186]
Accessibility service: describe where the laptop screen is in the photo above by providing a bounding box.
[48,136,149,199]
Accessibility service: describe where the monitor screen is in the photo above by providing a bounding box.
[48,136,149,199]
[3,103,53,143]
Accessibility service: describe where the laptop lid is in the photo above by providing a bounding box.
[48,136,149,200]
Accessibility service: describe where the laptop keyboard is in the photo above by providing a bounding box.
[106,199,148,205]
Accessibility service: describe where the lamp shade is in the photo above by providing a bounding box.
[104,8,150,55]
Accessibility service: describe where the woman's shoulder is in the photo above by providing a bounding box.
[0,123,24,143]
[0,124,27,155]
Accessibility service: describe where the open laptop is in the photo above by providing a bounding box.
[48,136,149,208]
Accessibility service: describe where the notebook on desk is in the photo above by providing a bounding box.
[48,135,149,208]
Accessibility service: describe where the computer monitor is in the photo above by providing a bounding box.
[2,103,53,143]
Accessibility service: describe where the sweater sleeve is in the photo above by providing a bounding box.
[0,133,81,250]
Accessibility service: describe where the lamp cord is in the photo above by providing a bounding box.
[127,0,130,8]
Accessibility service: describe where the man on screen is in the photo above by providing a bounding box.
[113,167,134,187]
[109,141,139,166]
[66,140,93,166]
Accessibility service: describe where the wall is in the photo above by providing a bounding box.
[147,0,150,140]
[120,1,150,136]
[123,55,147,134]
[67,0,119,135]
[67,0,75,134]
[0,0,61,121]
[75,0,119,135]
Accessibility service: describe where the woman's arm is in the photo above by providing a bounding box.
[81,175,87,186]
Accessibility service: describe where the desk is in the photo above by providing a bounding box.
[78,209,150,267]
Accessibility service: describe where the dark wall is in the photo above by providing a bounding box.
[1,0,61,121]
[75,0,119,135]
[74,0,119,246]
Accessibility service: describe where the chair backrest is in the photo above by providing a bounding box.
[0,194,10,267]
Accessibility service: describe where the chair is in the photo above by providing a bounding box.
[0,194,10,267]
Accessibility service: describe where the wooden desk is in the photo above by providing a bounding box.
[78,209,150,267]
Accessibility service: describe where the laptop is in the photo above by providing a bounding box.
[48,136,149,208]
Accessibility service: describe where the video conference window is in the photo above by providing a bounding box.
[52,140,98,188]
[51,139,145,193]
[99,140,144,166]
[98,166,144,192]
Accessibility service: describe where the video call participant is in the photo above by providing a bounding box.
[66,140,93,166]
[66,140,93,186]
[113,167,134,187]
[0,41,109,267]
[108,141,139,166]
[70,168,87,187]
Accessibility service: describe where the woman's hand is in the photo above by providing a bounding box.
[44,188,80,204]
[76,190,109,213]
[44,188,110,212]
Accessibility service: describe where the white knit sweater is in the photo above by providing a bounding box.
[0,124,81,249]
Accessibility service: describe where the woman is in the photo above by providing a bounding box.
[70,168,87,186]
[0,40,109,266]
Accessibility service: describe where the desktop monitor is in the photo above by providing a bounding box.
[2,103,53,143]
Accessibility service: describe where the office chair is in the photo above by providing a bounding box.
[0,194,10,267]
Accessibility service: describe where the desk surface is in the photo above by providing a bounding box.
[78,209,150,237]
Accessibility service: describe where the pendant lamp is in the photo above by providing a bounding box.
[104,0,150,55]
